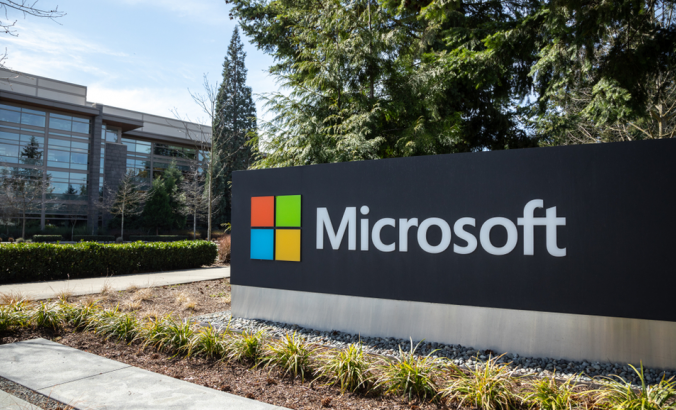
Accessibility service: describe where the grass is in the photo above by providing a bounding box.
[595,363,676,410]
[262,332,315,382]
[0,290,32,305]
[100,280,113,296]
[226,328,266,364]
[133,288,153,301]
[31,302,64,330]
[522,374,584,410]
[442,355,518,410]
[375,340,446,402]
[2,299,675,408]
[317,342,373,393]
[189,325,226,359]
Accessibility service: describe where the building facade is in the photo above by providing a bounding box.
[0,69,211,231]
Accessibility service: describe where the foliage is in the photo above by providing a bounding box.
[596,363,676,410]
[31,302,64,330]
[226,329,266,363]
[93,310,140,343]
[522,374,584,410]
[0,240,217,284]
[232,0,676,164]
[99,170,148,240]
[189,325,226,359]
[317,342,373,393]
[73,235,115,242]
[442,355,518,410]
[262,332,315,381]
[217,235,231,263]
[174,163,208,240]
[0,305,25,331]
[375,341,445,401]
[128,235,190,242]
[213,26,257,224]
[141,178,174,235]
[33,235,63,243]
[141,316,195,354]
[64,300,100,329]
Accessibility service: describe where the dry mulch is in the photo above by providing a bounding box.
[68,277,232,320]
[1,278,451,409]
[1,327,447,410]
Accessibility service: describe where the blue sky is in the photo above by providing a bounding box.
[2,0,276,125]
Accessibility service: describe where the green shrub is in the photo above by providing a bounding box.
[15,238,24,243]
[189,325,226,359]
[73,235,115,242]
[442,355,518,410]
[0,240,218,284]
[31,302,64,330]
[375,341,445,401]
[595,363,676,410]
[226,329,266,363]
[522,374,584,410]
[317,342,373,393]
[33,235,63,243]
[129,235,190,242]
[262,332,316,382]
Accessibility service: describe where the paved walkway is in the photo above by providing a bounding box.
[0,339,285,410]
[0,267,230,300]
[0,389,41,410]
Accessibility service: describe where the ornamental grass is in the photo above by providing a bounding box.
[2,300,675,409]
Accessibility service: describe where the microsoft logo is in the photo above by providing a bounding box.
[250,195,301,262]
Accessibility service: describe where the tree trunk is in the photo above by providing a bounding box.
[193,209,197,240]
[121,212,125,241]
[21,209,26,239]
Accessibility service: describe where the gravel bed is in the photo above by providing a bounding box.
[195,311,675,386]
[0,375,71,409]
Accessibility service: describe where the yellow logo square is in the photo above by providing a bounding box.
[275,229,301,262]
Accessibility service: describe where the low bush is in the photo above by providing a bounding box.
[375,341,446,401]
[33,235,63,243]
[0,240,218,284]
[442,355,518,410]
[15,238,24,243]
[522,374,585,410]
[317,342,373,393]
[262,332,316,382]
[73,235,116,242]
[226,329,266,363]
[596,363,676,410]
[129,235,190,242]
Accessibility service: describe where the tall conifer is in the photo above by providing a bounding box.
[213,26,257,224]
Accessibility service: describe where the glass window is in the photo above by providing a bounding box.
[20,113,46,128]
[0,131,20,143]
[69,172,87,184]
[72,121,90,134]
[0,143,19,158]
[51,182,69,194]
[0,109,21,124]
[136,141,151,154]
[20,135,44,147]
[71,152,88,166]
[49,139,70,149]
[47,170,69,182]
[105,129,118,143]
[49,117,71,131]
[71,141,89,152]
[22,108,45,115]
[48,149,70,165]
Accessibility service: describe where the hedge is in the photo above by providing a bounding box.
[0,240,218,284]
[129,235,190,242]
[33,235,63,243]
[73,235,116,242]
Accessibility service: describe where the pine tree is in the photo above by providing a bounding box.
[141,178,172,235]
[213,26,257,225]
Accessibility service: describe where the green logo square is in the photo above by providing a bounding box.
[275,195,301,227]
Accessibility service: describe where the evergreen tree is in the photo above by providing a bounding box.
[163,161,186,230]
[213,26,257,224]
[141,178,172,235]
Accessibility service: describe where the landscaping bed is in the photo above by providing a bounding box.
[2,281,675,410]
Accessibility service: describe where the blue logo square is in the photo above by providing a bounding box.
[251,229,274,260]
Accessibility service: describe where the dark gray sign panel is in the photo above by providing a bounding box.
[231,139,676,322]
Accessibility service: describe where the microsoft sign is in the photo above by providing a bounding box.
[232,139,676,368]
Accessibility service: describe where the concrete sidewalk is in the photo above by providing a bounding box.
[0,390,41,410]
[0,339,285,410]
[0,267,230,300]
